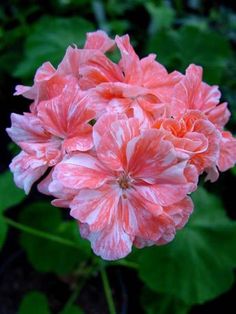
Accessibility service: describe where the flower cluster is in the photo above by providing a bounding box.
[7,31,236,260]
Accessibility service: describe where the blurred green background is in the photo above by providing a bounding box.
[0,1,236,313]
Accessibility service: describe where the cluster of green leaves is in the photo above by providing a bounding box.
[1,0,236,313]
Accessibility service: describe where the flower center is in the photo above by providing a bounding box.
[118,173,130,190]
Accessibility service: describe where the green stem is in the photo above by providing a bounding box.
[100,267,116,314]
[110,259,139,270]
[3,216,80,249]
[61,265,94,313]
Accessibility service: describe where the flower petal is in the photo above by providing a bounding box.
[10,152,48,194]
[127,129,178,182]
[97,117,140,171]
[37,80,94,140]
[79,205,133,260]
[218,131,236,172]
[70,184,120,231]
[52,153,111,190]
[84,30,115,52]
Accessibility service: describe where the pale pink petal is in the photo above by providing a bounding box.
[62,133,93,153]
[9,152,48,194]
[48,178,78,208]
[170,64,221,117]
[218,131,236,171]
[52,153,111,190]
[127,129,178,182]
[190,119,221,172]
[136,182,190,207]
[57,46,80,76]
[164,196,193,229]
[6,113,49,145]
[207,102,230,129]
[14,85,32,97]
[121,190,166,242]
[70,185,120,231]
[115,35,142,84]
[79,53,123,89]
[37,80,95,149]
[80,205,133,260]
[97,117,140,171]
[37,171,53,195]
[93,113,127,149]
[84,30,115,52]
[205,166,219,182]
[140,54,168,88]
[14,62,70,105]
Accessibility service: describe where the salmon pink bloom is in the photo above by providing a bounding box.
[7,30,236,261]
[163,64,236,176]
[88,35,181,125]
[153,110,221,181]
[168,64,230,126]
[7,80,95,193]
[14,30,115,106]
[218,131,236,172]
[50,114,197,260]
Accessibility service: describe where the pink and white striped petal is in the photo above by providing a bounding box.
[52,153,111,190]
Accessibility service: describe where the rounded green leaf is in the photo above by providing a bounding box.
[138,188,236,305]
[19,291,51,314]
[19,202,91,275]
[61,305,84,314]
[0,171,25,213]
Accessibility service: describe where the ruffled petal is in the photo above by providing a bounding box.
[84,30,115,52]
[127,129,179,182]
[97,117,140,171]
[52,153,111,190]
[37,80,94,139]
[218,131,236,172]
[79,205,133,260]
[9,152,48,194]
[115,35,142,84]
[70,184,120,231]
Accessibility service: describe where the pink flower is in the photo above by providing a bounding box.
[168,64,230,129]
[153,110,221,180]
[7,80,95,193]
[88,35,181,125]
[51,114,196,260]
[14,30,115,106]
[7,30,236,261]
[218,131,236,172]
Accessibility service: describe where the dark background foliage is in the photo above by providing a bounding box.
[0,1,236,313]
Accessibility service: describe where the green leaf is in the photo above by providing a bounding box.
[146,29,179,70]
[146,3,175,35]
[14,16,94,79]
[231,166,236,176]
[19,202,91,275]
[138,187,236,305]
[176,26,232,83]
[146,25,232,84]
[142,288,191,314]
[0,214,8,250]
[61,304,84,314]
[0,171,25,213]
[19,291,51,314]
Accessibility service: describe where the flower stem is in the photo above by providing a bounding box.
[110,259,139,270]
[3,216,80,249]
[100,267,116,314]
[61,264,95,313]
